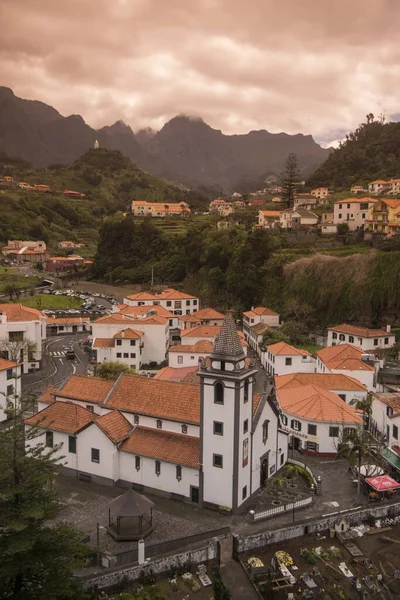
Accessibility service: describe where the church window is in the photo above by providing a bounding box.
[339,334,345,341]
[182,424,188,434]
[155,460,161,475]
[176,465,182,480]
[285,357,292,366]
[213,421,224,435]
[243,419,248,434]
[156,419,163,429]
[214,382,224,405]
[242,486,247,500]
[135,456,140,470]
[244,381,249,403]
[134,414,139,424]
[213,454,223,468]
[262,420,269,443]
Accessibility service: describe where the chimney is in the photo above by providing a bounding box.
[387,325,391,333]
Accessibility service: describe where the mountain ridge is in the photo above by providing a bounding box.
[0,86,329,190]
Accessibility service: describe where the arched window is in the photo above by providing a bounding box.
[244,381,249,404]
[214,382,224,405]
[339,334,345,341]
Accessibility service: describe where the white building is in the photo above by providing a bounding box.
[276,384,363,456]
[131,200,190,218]
[371,393,400,454]
[92,313,168,366]
[274,372,368,406]
[311,187,329,198]
[0,303,46,372]
[168,340,213,368]
[46,317,90,335]
[327,324,395,351]
[316,344,377,391]
[368,180,392,195]
[180,325,247,354]
[333,198,377,231]
[263,342,316,376]
[258,210,281,229]
[25,314,289,511]
[243,307,280,354]
[280,208,319,229]
[0,358,22,421]
[123,288,199,315]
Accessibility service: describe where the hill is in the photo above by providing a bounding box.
[0,87,329,191]
[0,148,196,248]
[307,115,400,189]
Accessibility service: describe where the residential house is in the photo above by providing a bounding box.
[2,240,48,263]
[316,344,377,391]
[93,329,144,371]
[248,198,266,207]
[293,194,318,211]
[25,315,288,511]
[63,190,85,198]
[18,181,30,189]
[333,197,377,231]
[33,184,51,193]
[262,342,316,375]
[180,324,247,354]
[168,340,213,368]
[274,372,368,406]
[371,393,400,458]
[123,288,199,316]
[275,384,363,455]
[209,199,233,216]
[153,366,199,382]
[0,358,22,421]
[351,185,367,194]
[46,317,90,335]
[311,187,329,199]
[321,211,337,235]
[131,200,190,218]
[280,208,319,229]
[0,303,46,372]
[243,307,280,353]
[390,179,400,195]
[191,308,225,327]
[364,198,400,234]
[368,180,392,195]
[58,241,85,249]
[258,210,281,229]
[327,324,395,351]
[45,256,85,273]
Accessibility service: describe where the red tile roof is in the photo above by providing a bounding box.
[37,385,57,404]
[0,358,20,371]
[95,410,132,443]
[243,306,279,319]
[113,328,144,339]
[317,344,375,371]
[120,426,200,468]
[267,342,310,356]
[193,308,225,320]
[168,340,214,353]
[46,317,84,325]
[92,338,115,348]
[153,366,199,382]
[328,323,392,338]
[24,401,94,433]
[0,303,44,321]
[277,385,363,423]
[181,325,221,339]
[275,372,367,391]
[56,375,115,404]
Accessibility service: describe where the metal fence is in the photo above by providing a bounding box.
[252,496,313,522]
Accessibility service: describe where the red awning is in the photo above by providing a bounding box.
[365,475,400,492]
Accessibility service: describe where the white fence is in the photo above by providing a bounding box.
[252,496,313,522]
[287,457,318,487]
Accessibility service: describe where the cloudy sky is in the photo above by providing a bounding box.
[1,0,399,146]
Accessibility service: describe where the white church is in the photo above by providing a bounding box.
[25,314,288,511]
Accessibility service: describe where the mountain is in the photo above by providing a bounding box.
[0,87,329,190]
[307,116,400,190]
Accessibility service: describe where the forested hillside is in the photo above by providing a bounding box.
[94,215,400,329]
[307,115,400,190]
[0,149,207,245]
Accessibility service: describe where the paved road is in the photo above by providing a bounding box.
[22,333,89,396]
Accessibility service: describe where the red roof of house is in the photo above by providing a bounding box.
[24,401,94,434]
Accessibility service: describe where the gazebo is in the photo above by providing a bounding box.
[107,488,154,541]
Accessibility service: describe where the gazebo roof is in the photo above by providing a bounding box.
[108,488,154,517]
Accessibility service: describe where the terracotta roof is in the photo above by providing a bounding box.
[380,199,400,208]
[46,317,84,325]
[251,323,270,335]
[277,385,363,423]
[0,303,44,322]
[94,314,136,324]
[328,323,391,338]
[267,342,310,356]
[113,328,144,339]
[37,385,57,404]
[168,340,214,353]
[56,375,115,404]
[275,372,367,392]
[370,180,390,184]
[120,426,200,468]
[24,401,94,434]
[317,344,375,372]
[105,373,201,424]
[253,393,262,415]
[95,410,132,443]
[371,393,400,417]
[153,366,199,382]
[181,325,220,338]
[243,306,279,319]
[179,314,201,323]
[92,338,115,348]
[157,288,197,300]
[334,198,375,204]
[260,210,281,217]
[124,291,159,301]
[0,357,19,371]
[193,308,225,320]
[118,305,174,319]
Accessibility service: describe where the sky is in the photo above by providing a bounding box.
[1,0,400,147]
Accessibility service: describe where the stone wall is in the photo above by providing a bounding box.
[82,539,219,591]
[234,501,400,555]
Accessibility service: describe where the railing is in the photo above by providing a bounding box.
[252,496,313,522]
[287,457,318,486]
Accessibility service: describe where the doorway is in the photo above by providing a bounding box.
[190,486,199,503]
[292,436,301,451]
[260,455,269,487]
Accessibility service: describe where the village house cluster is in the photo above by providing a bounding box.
[0,175,85,197]
[1,239,93,270]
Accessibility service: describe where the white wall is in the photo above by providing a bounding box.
[371,398,400,449]
[119,452,199,497]
[168,351,208,368]
[0,365,22,421]
[327,330,395,350]
[0,316,46,370]
[92,321,168,364]
[263,351,316,375]
[316,358,376,391]
[100,407,200,437]
[78,425,118,480]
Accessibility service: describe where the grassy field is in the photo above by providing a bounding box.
[18,294,83,309]
[0,272,40,294]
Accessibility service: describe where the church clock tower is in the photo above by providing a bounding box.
[198,313,257,510]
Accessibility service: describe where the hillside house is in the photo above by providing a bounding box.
[258,210,281,229]
[334,197,377,231]
[321,211,337,234]
[368,180,392,195]
[123,288,199,316]
[364,198,400,234]
[46,256,84,273]
[243,307,280,354]
[0,303,46,372]
[316,344,377,390]
[280,208,319,229]
[311,187,329,199]
[58,241,85,249]
[25,315,289,511]
[63,190,85,198]
[262,342,316,375]
[351,185,367,194]
[131,200,190,217]
[168,340,213,367]
[34,184,51,193]
[293,194,318,211]
[327,324,395,351]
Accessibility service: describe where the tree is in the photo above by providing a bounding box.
[350,392,373,430]
[263,474,288,498]
[3,281,22,301]
[279,153,301,208]
[283,463,304,487]
[0,338,36,364]
[0,392,90,599]
[96,361,136,381]
[336,425,380,496]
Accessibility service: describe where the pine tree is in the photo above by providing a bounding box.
[0,390,91,600]
[279,153,301,208]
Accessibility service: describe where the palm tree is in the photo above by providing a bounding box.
[350,392,373,431]
[283,463,304,488]
[264,475,288,500]
[337,425,376,496]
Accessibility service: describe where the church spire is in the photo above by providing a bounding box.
[212,311,244,359]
